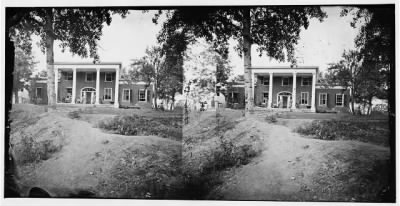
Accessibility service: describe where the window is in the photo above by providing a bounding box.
[282,77,290,86]
[301,92,309,105]
[66,88,72,96]
[336,94,344,106]
[64,72,73,80]
[263,92,269,104]
[86,72,95,82]
[261,77,269,86]
[105,73,113,82]
[233,93,239,103]
[104,88,112,100]
[302,77,312,86]
[139,90,146,102]
[123,89,130,102]
[319,93,327,106]
[36,87,42,97]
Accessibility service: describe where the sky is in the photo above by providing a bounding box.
[31,7,361,76]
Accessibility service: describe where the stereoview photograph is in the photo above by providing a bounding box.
[4,4,395,203]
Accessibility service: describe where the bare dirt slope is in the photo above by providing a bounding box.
[11,106,181,198]
[211,115,390,201]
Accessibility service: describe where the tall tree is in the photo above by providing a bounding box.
[130,46,166,110]
[9,8,128,106]
[153,7,326,111]
[341,6,394,113]
[327,50,363,115]
[13,47,37,103]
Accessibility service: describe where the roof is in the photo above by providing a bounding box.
[250,66,318,69]
[54,62,122,66]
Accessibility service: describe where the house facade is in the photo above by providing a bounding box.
[31,62,153,107]
[226,66,350,112]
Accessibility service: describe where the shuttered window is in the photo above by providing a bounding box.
[336,94,344,106]
[319,93,327,106]
[139,89,146,102]
[122,89,130,102]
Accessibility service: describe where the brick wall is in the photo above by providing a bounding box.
[315,88,350,112]
[118,84,152,106]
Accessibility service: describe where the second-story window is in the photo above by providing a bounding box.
[64,72,73,80]
[86,72,95,82]
[282,77,289,86]
[105,73,113,82]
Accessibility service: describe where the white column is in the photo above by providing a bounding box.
[268,72,273,108]
[71,68,77,104]
[114,68,120,108]
[291,72,297,109]
[311,72,316,111]
[95,68,100,105]
[55,67,58,104]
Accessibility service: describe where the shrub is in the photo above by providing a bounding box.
[67,110,81,119]
[265,114,278,123]
[296,119,390,145]
[97,115,182,140]
[12,132,64,164]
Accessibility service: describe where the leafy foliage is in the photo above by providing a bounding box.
[13,47,36,102]
[154,7,326,63]
[340,6,394,113]
[97,115,182,141]
[296,119,389,146]
[10,8,129,61]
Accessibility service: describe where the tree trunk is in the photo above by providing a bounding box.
[13,70,19,104]
[153,81,158,110]
[368,97,373,115]
[45,9,56,107]
[170,89,175,111]
[243,8,253,112]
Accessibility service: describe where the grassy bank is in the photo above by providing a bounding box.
[296,118,390,146]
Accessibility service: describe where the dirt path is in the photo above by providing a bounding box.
[15,110,181,197]
[212,116,390,201]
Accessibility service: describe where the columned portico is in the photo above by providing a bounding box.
[291,72,297,109]
[251,66,318,112]
[53,62,121,107]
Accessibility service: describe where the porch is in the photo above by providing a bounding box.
[250,66,318,112]
[54,62,121,108]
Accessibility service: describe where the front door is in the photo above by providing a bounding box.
[282,96,288,108]
[86,92,92,104]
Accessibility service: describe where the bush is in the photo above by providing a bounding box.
[296,119,390,145]
[265,114,278,123]
[97,115,182,140]
[12,132,63,164]
[67,110,81,119]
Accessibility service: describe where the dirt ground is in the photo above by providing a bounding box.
[9,104,182,198]
[210,113,391,202]
[8,105,392,201]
